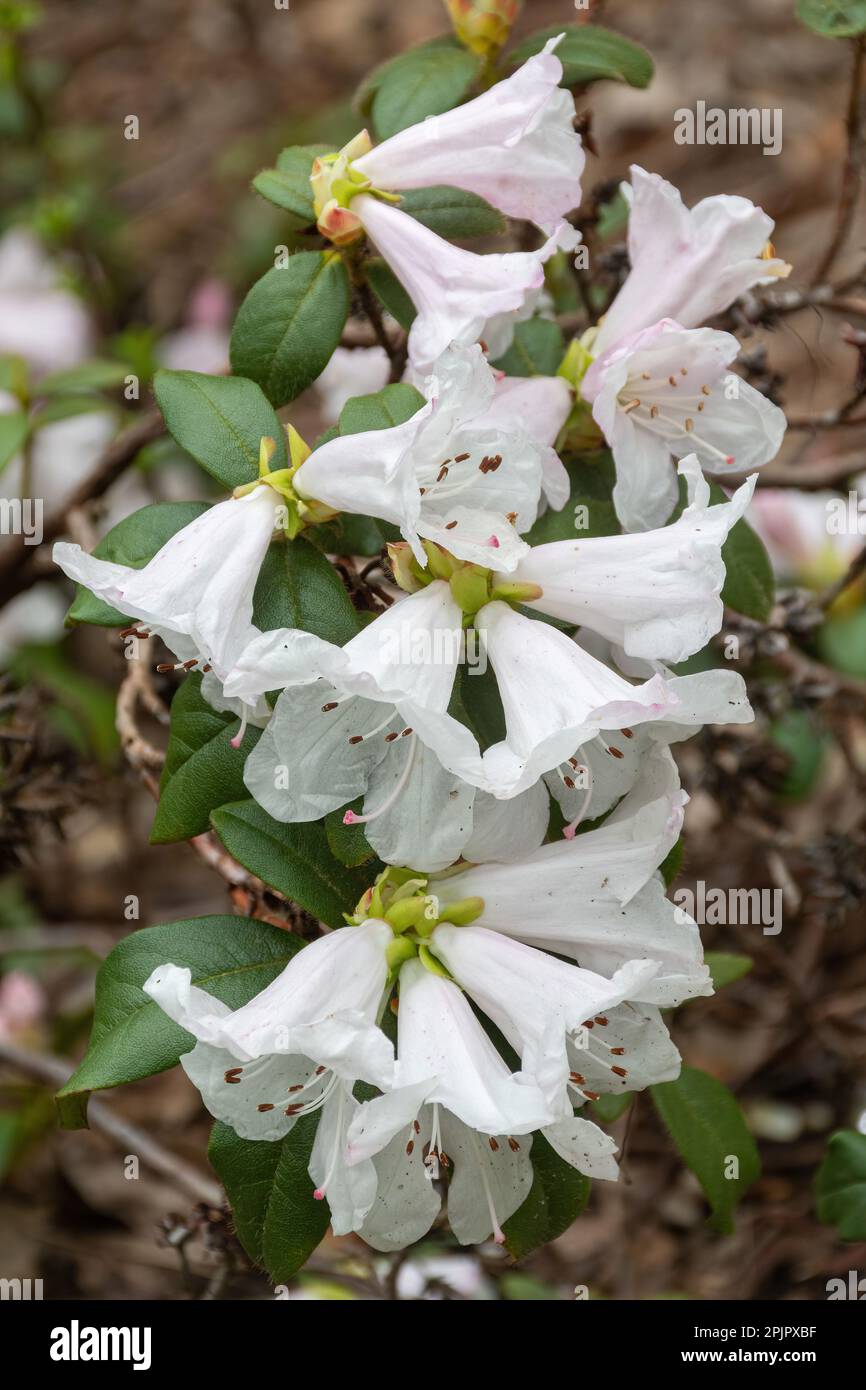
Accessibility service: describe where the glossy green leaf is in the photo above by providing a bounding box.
[65,501,211,627]
[524,452,619,544]
[154,370,286,488]
[55,915,304,1128]
[797,0,866,36]
[509,24,654,89]
[491,317,565,378]
[366,258,417,330]
[150,674,262,844]
[704,952,754,991]
[211,800,371,928]
[651,1066,760,1232]
[815,1129,866,1240]
[209,1115,329,1280]
[400,185,504,240]
[37,359,129,395]
[364,41,481,139]
[252,144,331,228]
[0,411,28,472]
[338,382,424,435]
[503,1131,590,1259]
[252,537,360,645]
[230,252,350,406]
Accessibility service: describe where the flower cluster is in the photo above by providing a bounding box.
[54,35,786,1252]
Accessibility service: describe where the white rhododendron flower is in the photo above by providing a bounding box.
[578,167,789,530]
[352,37,584,235]
[142,921,395,1234]
[294,343,548,570]
[434,749,713,1007]
[345,961,618,1249]
[53,484,285,730]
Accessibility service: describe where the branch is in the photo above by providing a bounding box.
[0,1039,223,1206]
[818,541,866,610]
[811,35,866,286]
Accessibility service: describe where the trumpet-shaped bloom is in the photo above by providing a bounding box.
[581,167,789,530]
[434,748,712,1008]
[356,195,573,376]
[295,343,545,570]
[592,166,790,356]
[53,485,284,727]
[142,920,396,1235]
[345,961,618,1248]
[353,37,584,236]
[583,320,785,531]
[510,455,757,663]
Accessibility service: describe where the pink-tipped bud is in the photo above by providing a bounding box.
[313,1189,326,1201]
[486,534,500,548]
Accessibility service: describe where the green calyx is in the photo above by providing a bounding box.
[347,866,484,981]
[387,540,543,618]
[233,428,338,538]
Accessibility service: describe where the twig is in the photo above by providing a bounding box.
[116,640,168,772]
[0,1039,223,1206]
[817,541,866,610]
[811,35,866,286]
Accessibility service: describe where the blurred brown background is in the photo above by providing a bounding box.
[1,0,864,1301]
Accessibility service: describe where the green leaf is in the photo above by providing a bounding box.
[797,0,866,36]
[32,395,111,427]
[399,186,504,240]
[524,452,619,544]
[209,1115,329,1280]
[55,915,304,1128]
[365,42,481,139]
[338,382,425,435]
[153,370,286,488]
[252,144,331,227]
[37,358,130,395]
[0,411,28,473]
[769,708,830,800]
[503,1131,590,1259]
[253,537,360,645]
[590,1092,633,1124]
[659,836,684,887]
[230,252,350,407]
[325,801,381,869]
[150,674,262,844]
[651,1066,760,1233]
[704,951,754,991]
[815,1129,866,1240]
[509,24,654,89]
[211,800,371,928]
[366,258,417,330]
[65,501,211,627]
[308,512,398,557]
[491,318,565,378]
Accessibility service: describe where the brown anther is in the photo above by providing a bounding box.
[257,1103,275,1112]
[419,487,427,496]
[315,1066,326,1075]
[384,731,399,742]
[436,465,449,483]
[668,375,678,387]
[454,453,470,463]
[622,398,641,414]
[701,384,711,396]
[697,401,705,412]
[595,1016,608,1026]
[321,702,338,712]
[445,520,458,530]
[611,1047,626,1056]
[507,1138,520,1152]
[680,367,688,376]
[288,1084,304,1092]
[570,1072,586,1085]
[650,405,659,418]
[224,1068,242,1084]
[611,1065,628,1078]
[506,511,517,524]
[621,728,634,739]
[402,727,413,737]
[348,735,364,745]
[607,745,625,760]
[581,1019,595,1029]
[182,658,198,670]
[488,1137,500,1151]
[156,663,175,674]
[582,1090,601,1101]
[563,776,575,789]
[684,418,694,433]
[406,1140,415,1156]
[641,372,651,381]
[413,1120,420,1134]
[440,1151,451,1167]
[285,1104,303,1116]
[202,664,212,673]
